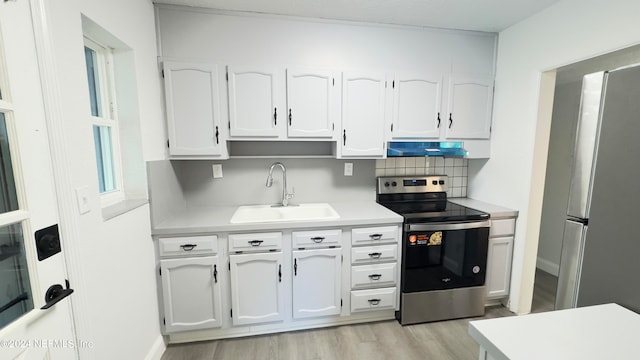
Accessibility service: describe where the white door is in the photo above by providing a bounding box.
[286,67,336,138]
[163,62,225,157]
[445,75,493,139]
[0,2,77,359]
[229,252,284,326]
[391,72,443,139]
[227,65,283,138]
[292,248,342,319]
[160,256,222,333]
[341,71,387,157]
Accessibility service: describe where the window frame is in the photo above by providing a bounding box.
[83,36,124,207]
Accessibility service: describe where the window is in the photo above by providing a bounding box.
[83,37,123,205]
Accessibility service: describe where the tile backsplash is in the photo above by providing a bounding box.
[375,157,468,198]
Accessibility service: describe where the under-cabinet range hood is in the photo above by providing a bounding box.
[386,142,468,157]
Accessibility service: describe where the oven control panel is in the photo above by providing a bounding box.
[377,176,448,194]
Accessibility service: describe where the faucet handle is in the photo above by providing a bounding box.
[286,187,295,199]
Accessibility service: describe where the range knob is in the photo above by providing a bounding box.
[391,181,397,187]
[439,180,445,185]
[384,182,390,187]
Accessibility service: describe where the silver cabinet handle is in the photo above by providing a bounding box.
[368,252,382,259]
[369,234,383,240]
[310,236,325,243]
[248,240,264,247]
[368,299,381,305]
[368,274,382,280]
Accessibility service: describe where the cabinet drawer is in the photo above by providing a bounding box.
[292,229,341,248]
[351,226,398,245]
[490,219,516,237]
[229,232,282,252]
[351,244,398,264]
[351,263,397,289]
[350,287,397,313]
[158,236,218,257]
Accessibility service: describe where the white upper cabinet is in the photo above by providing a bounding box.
[445,74,494,139]
[391,72,444,139]
[163,62,226,157]
[286,68,337,138]
[340,71,388,157]
[227,65,284,138]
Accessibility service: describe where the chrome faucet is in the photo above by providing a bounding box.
[265,162,295,207]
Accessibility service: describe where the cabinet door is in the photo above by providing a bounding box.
[391,72,443,139]
[160,256,222,333]
[227,65,283,138]
[292,248,342,319]
[445,75,493,139]
[163,62,224,156]
[485,236,514,299]
[229,252,285,326]
[286,67,336,138]
[341,71,387,157]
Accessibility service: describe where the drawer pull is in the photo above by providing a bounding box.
[368,274,382,280]
[368,252,382,259]
[310,236,325,243]
[368,299,381,305]
[369,234,383,240]
[248,240,264,247]
[180,244,197,251]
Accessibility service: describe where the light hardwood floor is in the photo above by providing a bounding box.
[161,272,558,360]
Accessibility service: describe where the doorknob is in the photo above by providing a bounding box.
[41,279,74,310]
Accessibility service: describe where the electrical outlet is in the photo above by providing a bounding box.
[344,162,353,176]
[212,164,223,178]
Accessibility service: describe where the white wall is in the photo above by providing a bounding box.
[39,0,165,358]
[468,0,640,314]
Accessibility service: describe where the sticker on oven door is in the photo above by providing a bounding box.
[428,232,442,246]
[409,235,417,244]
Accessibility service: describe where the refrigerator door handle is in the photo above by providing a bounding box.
[555,219,588,310]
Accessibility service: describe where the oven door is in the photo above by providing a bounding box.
[401,220,490,292]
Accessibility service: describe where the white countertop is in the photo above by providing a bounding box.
[152,201,403,236]
[469,303,640,360]
[449,197,519,219]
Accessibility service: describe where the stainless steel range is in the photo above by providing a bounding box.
[376,175,490,325]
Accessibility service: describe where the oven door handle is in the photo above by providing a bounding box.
[405,220,490,232]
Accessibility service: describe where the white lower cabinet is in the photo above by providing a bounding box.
[292,247,342,319]
[160,256,222,333]
[229,251,285,326]
[486,217,516,300]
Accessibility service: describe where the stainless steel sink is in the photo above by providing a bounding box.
[229,203,340,224]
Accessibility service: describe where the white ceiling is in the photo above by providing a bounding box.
[153,0,562,32]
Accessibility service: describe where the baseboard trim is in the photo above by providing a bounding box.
[536,257,559,276]
[144,335,166,360]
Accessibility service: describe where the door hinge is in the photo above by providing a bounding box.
[163,317,166,325]
[230,309,232,318]
[159,268,162,276]
[341,255,343,263]
[226,72,229,81]
[333,78,335,86]
[228,121,231,130]
[341,299,343,307]
[161,69,164,78]
[228,262,231,271]
[332,123,335,131]
[391,123,393,132]
[166,139,170,149]
[392,80,395,88]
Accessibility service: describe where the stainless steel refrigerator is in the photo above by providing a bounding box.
[555,65,640,312]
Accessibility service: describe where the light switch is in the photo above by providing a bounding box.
[212,164,223,178]
[75,186,90,214]
[344,162,353,176]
